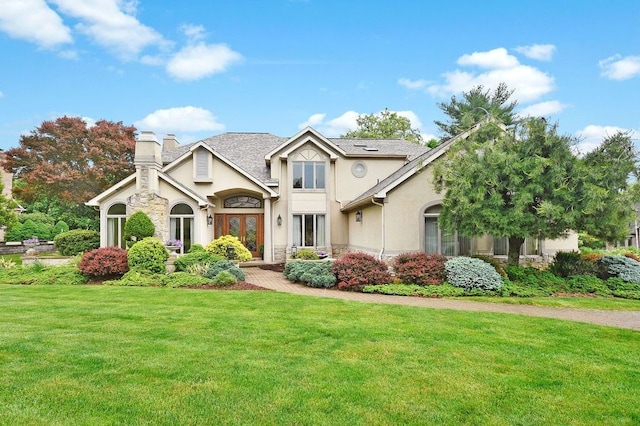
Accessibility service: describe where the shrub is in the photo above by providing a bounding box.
[624,252,640,263]
[164,272,213,288]
[204,260,245,281]
[392,252,447,286]
[0,257,16,269]
[52,220,70,237]
[445,257,504,291]
[597,255,640,284]
[472,255,507,277]
[363,283,465,297]
[188,244,205,253]
[548,251,596,278]
[205,235,252,262]
[78,246,129,277]
[0,265,88,286]
[285,260,336,288]
[127,237,169,274]
[123,211,155,244]
[213,270,238,286]
[293,248,319,260]
[331,252,392,291]
[105,269,163,287]
[54,229,100,256]
[174,251,225,272]
[565,275,610,296]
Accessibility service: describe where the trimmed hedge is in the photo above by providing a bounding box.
[54,229,100,256]
[205,235,252,262]
[127,237,169,274]
[174,251,225,272]
[331,252,392,291]
[392,252,447,286]
[123,211,155,243]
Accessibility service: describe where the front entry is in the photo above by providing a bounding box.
[215,214,263,258]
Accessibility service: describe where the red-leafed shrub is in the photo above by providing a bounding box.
[624,252,640,263]
[331,252,392,291]
[78,246,129,277]
[392,252,447,285]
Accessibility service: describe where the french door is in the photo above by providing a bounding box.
[215,214,263,258]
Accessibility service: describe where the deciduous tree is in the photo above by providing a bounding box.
[342,109,423,145]
[2,116,136,205]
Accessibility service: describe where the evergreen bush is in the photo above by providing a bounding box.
[292,248,319,260]
[54,229,100,256]
[204,260,245,281]
[52,220,70,237]
[78,246,129,277]
[205,235,252,262]
[549,251,595,278]
[285,260,336,288]
[127,237,169,274]
[445,256,504,291]
[123,211,155,244]
[213,270,238,286]
[597,255,640,284]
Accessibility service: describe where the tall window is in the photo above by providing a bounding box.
[424,205,471,256]
[169,203,194,254]
[107,203,126,248]
[293,161,325,189]
[293,214,325,247]
[493,236,539,256]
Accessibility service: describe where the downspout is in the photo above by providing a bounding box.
[371,198,384,259]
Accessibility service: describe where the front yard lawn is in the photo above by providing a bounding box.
[1,285,638,425]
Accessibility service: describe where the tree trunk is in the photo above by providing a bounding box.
[507,236,525,266]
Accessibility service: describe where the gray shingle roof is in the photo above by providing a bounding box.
[162,132,429,184]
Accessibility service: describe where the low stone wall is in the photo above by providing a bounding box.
[0,242,57,255]
[22,256,74,267]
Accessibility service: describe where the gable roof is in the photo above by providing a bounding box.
[343,118,503,211]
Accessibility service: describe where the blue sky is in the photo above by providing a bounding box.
[0,0,638,152]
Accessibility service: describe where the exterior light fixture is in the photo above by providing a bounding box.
[277,214,282,226]
[291,244,297,258]
[207,214,213,226]
[355,210,362,222]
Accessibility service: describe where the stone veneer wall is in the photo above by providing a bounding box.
[127,191,169,240]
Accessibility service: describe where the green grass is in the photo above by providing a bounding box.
[0,285,639,425]
[456,295,640,310]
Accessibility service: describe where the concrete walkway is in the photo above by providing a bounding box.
[243,267,640,331]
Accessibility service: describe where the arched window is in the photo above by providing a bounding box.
[107,203,126,248]
[424,205,471,256]
[169,203,194,254]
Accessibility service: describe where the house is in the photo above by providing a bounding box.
[86,126,577,262]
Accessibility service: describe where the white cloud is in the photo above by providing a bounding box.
[135,106,225,133]
[166,43,243,80]
[299,109,425,138]
[575,125,639,154]
[0,0,73,48]
[514,44,556,61]
[51,0,168,60]
[457,47,519,69]
[402,47,555,104]
[298,113,326,129]
[599,54,640,80]
[518,100,568,118]
[398,78,429,90]
[181,24,206,42]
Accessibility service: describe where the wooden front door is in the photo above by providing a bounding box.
[216,214,263,258]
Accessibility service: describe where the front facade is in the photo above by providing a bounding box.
[87,127,577,262]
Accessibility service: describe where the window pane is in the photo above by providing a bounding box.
[293,215,302,246]
[424,217,438,254]
[171,203,193,215]
[293,163,303,188]
[441,231,455,256]
[494,237,508,256]
[315,163,325,189]
[108,203,126,215]
[107,218,116,246]
[304,214,314,246]
[304,163,314,189]
[316,215,325,246]
[458,235,472,256]
[183,218,193,253]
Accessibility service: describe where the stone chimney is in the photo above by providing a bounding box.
[134,131,162,193]
[162,134,180,152]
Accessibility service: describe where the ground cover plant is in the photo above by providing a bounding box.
[0,285,638,425]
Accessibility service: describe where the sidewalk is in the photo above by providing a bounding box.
[243,267,640,331]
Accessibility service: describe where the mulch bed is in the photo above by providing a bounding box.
[258,263,285,273]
